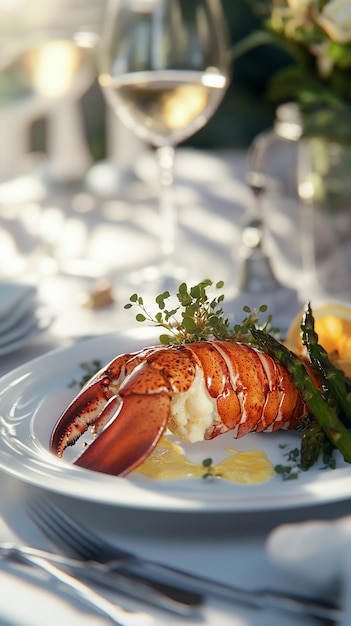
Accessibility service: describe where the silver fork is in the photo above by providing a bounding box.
[28,497,341,624]
[26,498,203,616]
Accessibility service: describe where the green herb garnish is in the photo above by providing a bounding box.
[124,279,276,346]
[275,447,304,480]
[274,464,300,481]
[69,360,102,389]
[202,457,222,479]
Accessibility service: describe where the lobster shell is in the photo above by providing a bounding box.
[50,340,307,476]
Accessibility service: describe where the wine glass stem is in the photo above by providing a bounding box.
[156,145,176,259]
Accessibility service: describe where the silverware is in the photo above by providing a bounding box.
[26,501,202,616]
[0,542,151,626]
[28,498,341,623]
[0,542,197,617]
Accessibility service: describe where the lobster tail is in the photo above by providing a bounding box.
[50,340,308,476]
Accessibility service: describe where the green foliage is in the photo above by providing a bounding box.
[236,0,351,138]
[124,280,276,346]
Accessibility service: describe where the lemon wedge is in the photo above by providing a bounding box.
[286,303,351,377]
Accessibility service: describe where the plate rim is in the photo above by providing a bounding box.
[1,330,351,513]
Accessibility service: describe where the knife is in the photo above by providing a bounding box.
[0,542,202,617]
[0,541,341,623]
[0,542,151,626]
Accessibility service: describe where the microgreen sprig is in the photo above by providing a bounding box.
[68,360,102,389]
[124,280,276,346]
[202,457,222,479]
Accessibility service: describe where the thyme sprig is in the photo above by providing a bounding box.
[124,280,276,345]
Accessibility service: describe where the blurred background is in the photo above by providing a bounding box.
[0,0,317,331]
[0,0,349,361]
[0,0,290,163]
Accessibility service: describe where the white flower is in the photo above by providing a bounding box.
[318,0,351,44]
[286,0,315,10]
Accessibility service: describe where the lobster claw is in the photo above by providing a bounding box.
[50,352,173,476]
[74,393,170,476]
[50,377,115,457]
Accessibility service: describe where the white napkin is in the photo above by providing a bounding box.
[267,515,351,625]
[0,281,51,356]
[0,282,37,332]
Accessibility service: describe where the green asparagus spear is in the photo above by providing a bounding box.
[251,328,351,463]
[300,418,330,470]
[301,303,351,425]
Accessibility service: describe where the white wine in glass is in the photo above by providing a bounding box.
[99,0,231,288]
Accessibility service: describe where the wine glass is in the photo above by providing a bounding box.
[98,0,230,289]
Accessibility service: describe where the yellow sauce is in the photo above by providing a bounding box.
[134,438,275,484]
[215,449,275,484]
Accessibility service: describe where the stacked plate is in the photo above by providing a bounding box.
[0,282,51,356]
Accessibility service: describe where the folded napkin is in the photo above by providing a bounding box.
[0,281,49,356]
[267,515,351,625]
[0,282,37,332]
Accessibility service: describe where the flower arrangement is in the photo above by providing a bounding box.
[233,0,351,137]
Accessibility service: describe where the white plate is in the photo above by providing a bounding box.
[0,331,350,512]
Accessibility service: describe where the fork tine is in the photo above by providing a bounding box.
[28,501,95,560]
[27,498,132,562]
[27,498,206,615]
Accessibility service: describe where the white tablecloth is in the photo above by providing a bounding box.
[0,148,349,626]
[0,148,310,338]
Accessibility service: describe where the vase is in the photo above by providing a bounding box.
[297,126,351,302]
[255,102,351,304]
